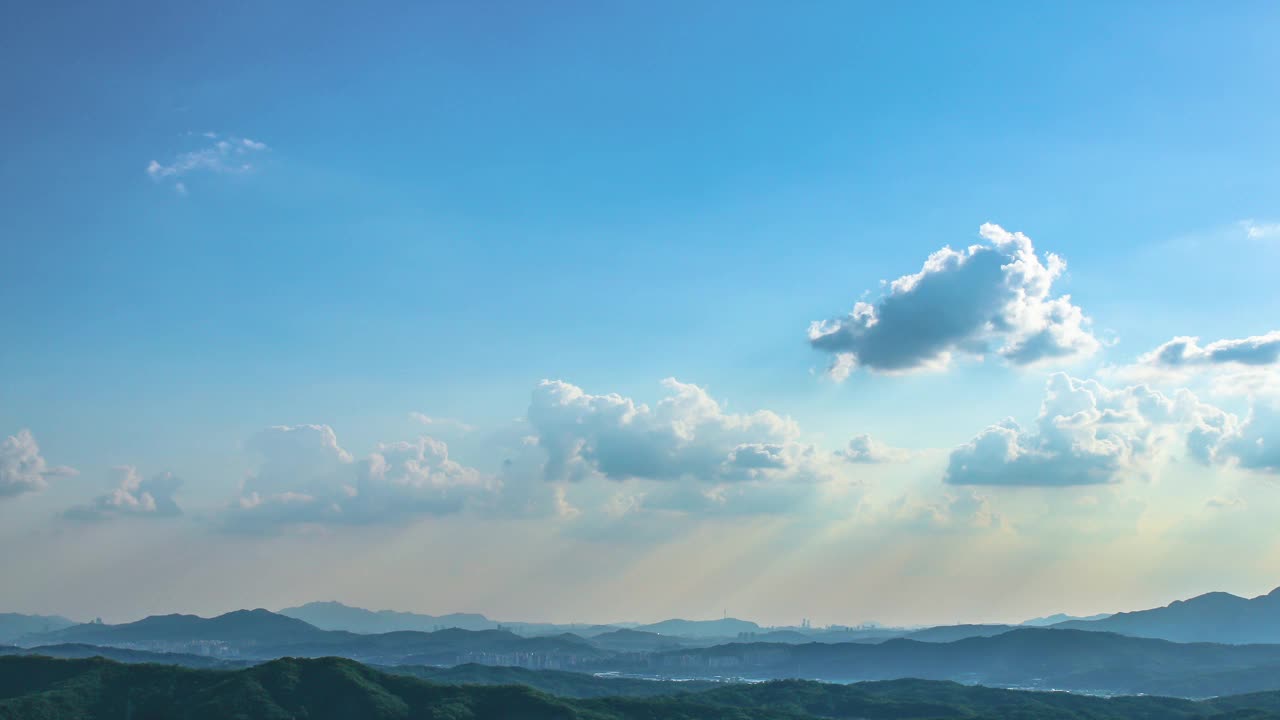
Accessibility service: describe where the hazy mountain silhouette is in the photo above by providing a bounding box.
[20,608,329,649]
[18,611,606,665]
[902,624,1017,642]
[1052,587,1280,643]
[611,628,1280,696]
[279,600,497,633]
[0,614,75,644]
[1021,612,1112,627]
[633,617,761,637]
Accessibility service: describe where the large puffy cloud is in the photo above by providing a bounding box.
[524,378,839,517]
[0,429,77,499]
[1103,336,1280,476]
[809,223,1098,377]
[65,466,182,521]
[226,425,492,531]
[946,374,1224,486]
[1102,332,1280,472]
[528,378,812,484]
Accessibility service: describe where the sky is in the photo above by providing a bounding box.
[3,1,1280,627]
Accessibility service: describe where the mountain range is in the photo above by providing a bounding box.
[19,608,1280,696]
[8,654,1280,720]
[1052,587,1280,644]
[279,601,497,633]
[1021,612,1113,627]
[0,614,75,644]
[9,583,1280,697]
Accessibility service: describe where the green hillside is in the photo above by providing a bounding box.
[7,655,1280,720]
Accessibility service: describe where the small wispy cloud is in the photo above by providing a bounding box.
[146,133,269,193]
[1205,495,1245,511]
[1240,219,1280,240]
[408,412,475,432]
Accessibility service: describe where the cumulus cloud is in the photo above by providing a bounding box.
[808,223,1098,377]
[0,429,77,499]
[146,133,268,193]
[1107,331,1280,399]
[522,378,841,517]
[1197,403,1280,475]
[838,434,909,464]
[226,424,492,531]
[1142,333,1280,369]
[946,373,1224,486]
[528,378,815,484]
[65,466,182,521]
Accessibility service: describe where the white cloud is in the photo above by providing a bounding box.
[528,377,811,484]
[1142,332,1280,369]
[809,223,1098,378]
[147,133,268,192]
[65,466,182,521]
[1105,331,1280,400]
[0,429,77,499]
[408,412,475,432]
[1197,403,1280,475]
[226,424,493,531]
[946,373,1225,486]
[1241,219,1280,240]
[838,433,909,464]
[522,378,843,517]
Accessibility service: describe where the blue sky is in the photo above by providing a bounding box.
[3,2,1280,625]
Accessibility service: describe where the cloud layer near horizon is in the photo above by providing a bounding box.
[65,466,183,521]
[226,425,492,531]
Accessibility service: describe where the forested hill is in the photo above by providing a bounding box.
[8,655,1280,720]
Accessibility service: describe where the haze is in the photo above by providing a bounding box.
[3,2,1280,631]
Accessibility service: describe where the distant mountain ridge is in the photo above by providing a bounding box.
[611,627,1280,696]
[1021,612,1112,627]
[902,624,1017,642]
[279,600,497,633]
[0,614,76,644]
[634,617,761,637]
[22,608,327,650]
[20,614,1280,696]
[1053,587,1280,644]
[15,609,608,666]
